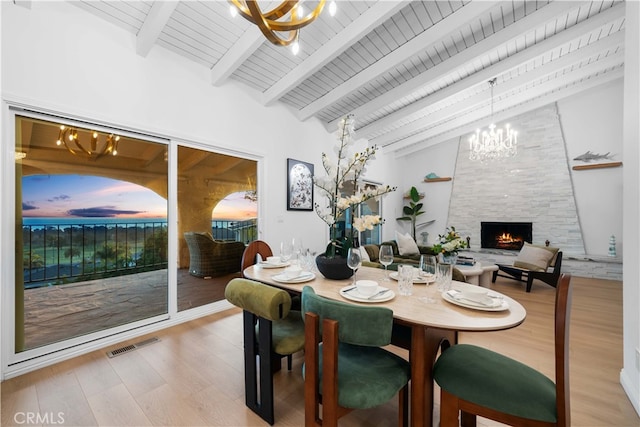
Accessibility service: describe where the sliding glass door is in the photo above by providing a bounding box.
[14,114,169,352]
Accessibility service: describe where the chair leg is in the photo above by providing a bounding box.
[321,319,340,427]
[398,384,409,427]
[440,389,461,427]
[242,312,275,425]
[526,275,534,292]
[287,354,292,370]
[492,269,498,283]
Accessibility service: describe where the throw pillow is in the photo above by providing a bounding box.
[359,246,371,262]
[395,231,420,256]
[513,242,557,272]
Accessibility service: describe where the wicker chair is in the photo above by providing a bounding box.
[183,231,245,278]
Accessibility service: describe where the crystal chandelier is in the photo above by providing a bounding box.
[228,0,336,54]
[55,125,120,160]
[469,79,517,162]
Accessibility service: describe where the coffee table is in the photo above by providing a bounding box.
[457,262,499,286]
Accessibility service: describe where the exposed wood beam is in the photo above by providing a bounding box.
[372,33,625,146]
[386,65,624,155]
[357,1,624,138]
[211,29,264,86]
[297,1,500,121]
[136,1,178,57]
[261,1,406,106]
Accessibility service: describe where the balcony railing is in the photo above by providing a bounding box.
[22,218,256,288]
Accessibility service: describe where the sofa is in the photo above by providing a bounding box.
[361,240,466,282]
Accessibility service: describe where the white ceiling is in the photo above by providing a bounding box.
[72,0,626,156]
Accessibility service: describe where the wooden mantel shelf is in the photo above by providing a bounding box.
[572,162,622,171]
[424,177,452,182]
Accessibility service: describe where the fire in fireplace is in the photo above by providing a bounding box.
[481,222,532,250]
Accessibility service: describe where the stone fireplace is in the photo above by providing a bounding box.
[481,222,532,250]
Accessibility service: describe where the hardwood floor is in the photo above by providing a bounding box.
[2,276,638,426]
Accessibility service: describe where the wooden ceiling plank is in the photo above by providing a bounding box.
[136,1,179,57]
[300,1,501,121]
[210,28,265,86]
[262,1,406,106]
[355,1,624,138]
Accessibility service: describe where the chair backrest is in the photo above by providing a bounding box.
[550,251,563,270]
[184,231,214,252]
[301,286,393,346]
[225,278,291,321]
[241,240,273,273]
[554,273,572,425]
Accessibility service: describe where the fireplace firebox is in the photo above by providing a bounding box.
[481,222,532,250]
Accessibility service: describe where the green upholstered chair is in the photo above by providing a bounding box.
[301,286,411,427]
[184,231,245,278]
[225,278,305,425]
[434,274,572,427]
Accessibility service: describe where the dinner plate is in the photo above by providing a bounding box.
[271,272,315,284]
[388,271,434,284]
[442,289,509,311]
[259,261,290,269]
[340,285,395,303]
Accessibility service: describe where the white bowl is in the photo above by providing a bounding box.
[282,265,302,279]
[461,286,488,302]
[266,256,281,264]
[356,279,378,297]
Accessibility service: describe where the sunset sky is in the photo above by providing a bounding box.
[22,175,257,220]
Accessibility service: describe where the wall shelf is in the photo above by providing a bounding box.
[572,162,622,171]
[424,177,452,182]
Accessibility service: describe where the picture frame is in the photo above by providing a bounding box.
[287,158,314,211]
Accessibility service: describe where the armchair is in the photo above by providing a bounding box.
[492,242,563,292]
[183,231,245,278]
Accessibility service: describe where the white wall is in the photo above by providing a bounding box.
[1,1,331,254]
[558,79,624,256]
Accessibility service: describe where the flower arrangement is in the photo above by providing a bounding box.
[432,226,467,256]
[314,114,396,257]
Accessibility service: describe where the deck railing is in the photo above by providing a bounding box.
[22,218,256,288]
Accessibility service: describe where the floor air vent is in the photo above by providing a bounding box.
[106,336,159,358]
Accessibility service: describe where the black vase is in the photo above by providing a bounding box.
[315,254,354,280]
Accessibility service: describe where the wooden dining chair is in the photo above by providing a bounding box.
[241,239,274,274]
[225,278,306,425]
[434,273,572,427]
[301,286,411,427]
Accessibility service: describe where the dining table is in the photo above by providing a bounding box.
[243,263,527,427]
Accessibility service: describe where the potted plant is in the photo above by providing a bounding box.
[313,114,396,279]
[396,186,425,240]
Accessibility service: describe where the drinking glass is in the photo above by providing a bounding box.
[347,247,362,286]
[280,240,293,264]
[436,263,453,292]
[379,244,394,282]
[419,255,437,303]
[397,264,414,296]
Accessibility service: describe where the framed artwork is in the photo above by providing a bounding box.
[287,158,314,211]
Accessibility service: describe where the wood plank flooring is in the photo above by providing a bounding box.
[2,276,639,426]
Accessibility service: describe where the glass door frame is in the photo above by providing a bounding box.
[2,106,173,371]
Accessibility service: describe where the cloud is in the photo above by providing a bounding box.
[23,202,38,211]
[67,206,145,218]
[47,194,71,202]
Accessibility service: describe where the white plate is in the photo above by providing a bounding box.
[259,261,290,269]
[388,271,434,284]
[271,272,315,284]
[442,290,509,312]
[340,285,395,303]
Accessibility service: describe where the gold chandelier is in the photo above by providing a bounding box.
[228,0,336,53]
[55,125,120,160]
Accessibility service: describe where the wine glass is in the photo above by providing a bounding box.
[379,244,394,282]
[347,247,362,286]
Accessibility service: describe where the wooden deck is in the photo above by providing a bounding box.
[22,269,239,350]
